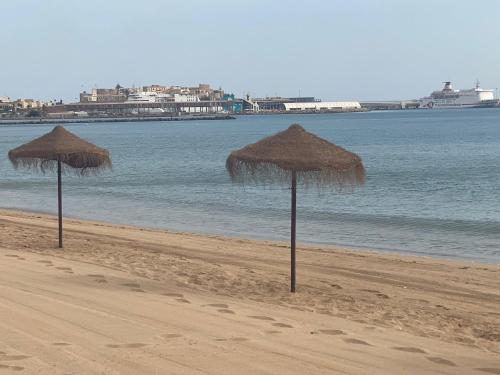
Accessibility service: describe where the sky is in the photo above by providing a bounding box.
[2,0,500,102]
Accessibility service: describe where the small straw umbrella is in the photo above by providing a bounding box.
[226,124,365,292]
[8,125,111,248]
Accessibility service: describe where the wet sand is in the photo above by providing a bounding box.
[0,209,499,374]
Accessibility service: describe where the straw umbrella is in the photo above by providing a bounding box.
[8,125,111,248]
[226,124,364,292]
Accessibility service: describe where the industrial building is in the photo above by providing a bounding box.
[253,97,318,111]
[283,101,361,111]
[45,99,233,116]
[360,101,421,110]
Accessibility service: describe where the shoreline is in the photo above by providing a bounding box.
[1,208,499,373]
[0,114,235,126]
[2,206,496,266]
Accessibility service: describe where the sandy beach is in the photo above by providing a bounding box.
[0,209,499,374]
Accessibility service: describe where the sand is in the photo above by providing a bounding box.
[0,209,499,374]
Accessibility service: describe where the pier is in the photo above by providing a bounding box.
[46,100,238,116]
[0,114,235,126]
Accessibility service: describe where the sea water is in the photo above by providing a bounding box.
[1,109,499,263]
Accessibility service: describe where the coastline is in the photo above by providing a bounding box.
[0,208,499,374]
[3,205,496,266]
[0,114,235,126]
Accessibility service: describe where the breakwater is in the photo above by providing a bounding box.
[0,114,235,126]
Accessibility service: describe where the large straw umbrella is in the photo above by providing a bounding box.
[226,124,365,292]
[8,125,111,248]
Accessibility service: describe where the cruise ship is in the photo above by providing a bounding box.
[419,81,498,108]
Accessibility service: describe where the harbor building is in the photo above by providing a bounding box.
[46,99,232,116]
[283,101,361,112]
[126,92,199,103]
[222,94,243,113]
[252,97,318,111]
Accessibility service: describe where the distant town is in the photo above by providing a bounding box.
[1,81,498,124]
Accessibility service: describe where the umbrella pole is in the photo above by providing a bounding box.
[57,159,63,248]
[291,171,297,293]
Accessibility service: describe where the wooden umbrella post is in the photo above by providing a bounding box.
[291,170,297,293]
[57,158,63,248]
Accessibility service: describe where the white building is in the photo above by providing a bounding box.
[173,94,199,102]
[127,92,170,103]
[127,92,200,103]
[283,101,361,111]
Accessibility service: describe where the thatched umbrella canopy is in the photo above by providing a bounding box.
[8,125,111,248]
[226,124,364,292]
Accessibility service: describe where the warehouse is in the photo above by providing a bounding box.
[283,101,361,111]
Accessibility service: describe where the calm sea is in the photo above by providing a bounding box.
[1,109,499,263]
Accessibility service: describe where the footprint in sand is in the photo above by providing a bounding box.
[87,275,107,283]
[214,337,248,342]
[435,304,450,311]
[477,369,500,374]
[330,284,343,289]
[353,319,367,325]
[343,338,371,346]
[360,289,389,299]
[163,292,184,298]
[88,274,105,278]
[121,283,145,292]
[248,315,275,321]
[0,365,24,371]
[106,343,148,349]
[272,323,293,328]
[159,334,183,339]
[426,357,456,366]
[121,283,141,288]
[218,309,235,314]
[52,342,71,346]
[317,329,345,336]
[392,346,426,354]
[0,354,31,361]
[205,304,229,309]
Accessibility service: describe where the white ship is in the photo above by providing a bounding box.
[419,81,498,108]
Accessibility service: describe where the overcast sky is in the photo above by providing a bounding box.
[2,0,500,102]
